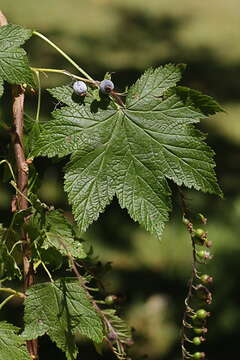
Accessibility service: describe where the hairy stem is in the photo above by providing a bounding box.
[60,239,129,357]
[12,84,39,360]
[32,31,95,82]
[0,10,38,358]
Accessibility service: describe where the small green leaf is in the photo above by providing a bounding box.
[104,72,112,80]
[102,309,132,360]
[44,210,86,259]
[24,115,40,155]
[0,322,30,360]
[0,24,34,86]
[0,24,32,50]
[22,278,104,360]
[103,309,132,343]
[0,228,22,280]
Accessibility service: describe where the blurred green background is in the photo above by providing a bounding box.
[1,1,240,359]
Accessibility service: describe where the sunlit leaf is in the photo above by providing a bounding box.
[33,64,222,239]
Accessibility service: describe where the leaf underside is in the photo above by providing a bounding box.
[22,278,104,360]
[33,64,222,239]
[0,24,34,92]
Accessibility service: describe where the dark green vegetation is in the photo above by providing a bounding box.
[0,2,240,360]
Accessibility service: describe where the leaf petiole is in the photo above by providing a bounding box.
[9,240,23,255]
[0,160,16,184]
[10,180,32,205]
[33,243,54,282]
[31,67,97,85]
[0,295,15,310]
[0,287,25,298]
[32,31,95,82]
[32,69,41,123]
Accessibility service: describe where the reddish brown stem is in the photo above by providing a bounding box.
[0,10,38,360]
[12,78,38,360]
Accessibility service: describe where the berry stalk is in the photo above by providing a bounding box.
[33,31,95,82]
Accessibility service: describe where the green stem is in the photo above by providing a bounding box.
[41,261,54,282]
[9,240,23,255]
[34,243,54,282]
[0,160,16,184]
[0,287,25,298]
[10,180,32,205]
[33,70,41,123]
[33,31,95,82]
[0,295,15,310]
[31,67,97,85]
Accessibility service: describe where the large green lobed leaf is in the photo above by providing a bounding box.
[33,64,222,239]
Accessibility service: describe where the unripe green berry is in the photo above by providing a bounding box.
[197,250,212,260]
[193,327,208,335]
[196,309,210,319]
[105,295,117,305]
[193,336,205,346]
[200,274,213,284]
[193,337,201,346]
[192,352,205,359]
[195,228,206,238]
[205,240,213,248]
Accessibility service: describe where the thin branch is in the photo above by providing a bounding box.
[0,11,39,358]
[59,239,129,358]
[11,83,39,360]
[32,31,95,82]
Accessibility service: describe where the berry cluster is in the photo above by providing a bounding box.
[181,215,213,360]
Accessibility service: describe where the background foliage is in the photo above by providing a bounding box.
[0,1,240,359]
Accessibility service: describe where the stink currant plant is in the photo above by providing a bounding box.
[0,11,223,360]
